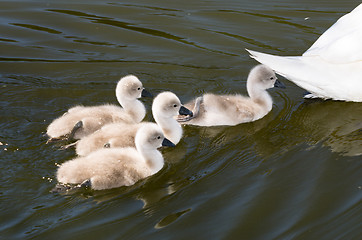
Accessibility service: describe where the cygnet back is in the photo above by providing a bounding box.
[73,92,192,156]
[177,64,284,126]
[46,75,150,142]
[55,123,174,191]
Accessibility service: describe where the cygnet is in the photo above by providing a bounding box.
[55,123,175,191]
[46,75,152,142]
[177,64,285,126]
[73,91,192,156]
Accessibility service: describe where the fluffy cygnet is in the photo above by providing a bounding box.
[46,75,152,142]
[73,91,192,156]
[177,64,285,126]
[151,91,192,143]
[55,123,175,191]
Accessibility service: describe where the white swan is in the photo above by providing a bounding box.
[73,91,192,156]
[46,75,152,142]
[247,3,362,102]
[55,123,175,191]
[176,64,285,126]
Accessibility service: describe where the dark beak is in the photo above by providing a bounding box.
[179,106,193,116]
[162,137,176,147]
[274,79,286,89]
[141,89,153,98]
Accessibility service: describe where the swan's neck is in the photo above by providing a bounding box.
[117,96,146,123]
[137,147,164,174]
[154,115,182,144]
[247,86,273,112]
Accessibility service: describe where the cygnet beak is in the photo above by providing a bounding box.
[141,89,153,98]
[162,137,176,147]
[179,106,193,117]
[274,79,286,89]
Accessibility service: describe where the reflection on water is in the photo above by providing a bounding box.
[292,100,362,156]
[154,208,191,229]
[249,99,362,157]
[1,0,361,239]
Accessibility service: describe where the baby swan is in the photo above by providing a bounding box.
[177,64,285,126]
[73,91,192,156]
[55,123,175,191]
[152,91,192,144]
[46,75,152,142]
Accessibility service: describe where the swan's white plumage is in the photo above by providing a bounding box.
[178,64,283,126]
[303,4,362,63]
[74,91,190,156]
[56,123,169,190]
[247,3,362,102]
[46,75,148,140]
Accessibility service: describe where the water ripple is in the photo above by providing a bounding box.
[1,1,361,239]
[11,23,62,34]
[48,8,237,56]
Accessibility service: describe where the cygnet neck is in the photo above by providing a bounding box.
[117,93,146,123]
[153,113,182,144]
[247,79,273,112]
[136,142,164,174]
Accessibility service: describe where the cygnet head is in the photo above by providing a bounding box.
[116,75,152,103]
[152,91,193,119]
[247,64,285,93]
[135,123,175,151]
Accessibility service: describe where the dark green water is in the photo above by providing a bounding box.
[1,0,361,239]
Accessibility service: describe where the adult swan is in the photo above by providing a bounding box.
[247,3,362,102]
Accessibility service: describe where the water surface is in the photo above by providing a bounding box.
[0,0,361,239]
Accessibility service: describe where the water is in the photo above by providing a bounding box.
[1,0,361,239]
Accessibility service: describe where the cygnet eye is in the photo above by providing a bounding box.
[157,136,161,139]
[137,87,141,90]
[270,77,274,80]
[173,104,178,108]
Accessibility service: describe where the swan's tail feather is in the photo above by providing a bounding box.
[246,49,300,78]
